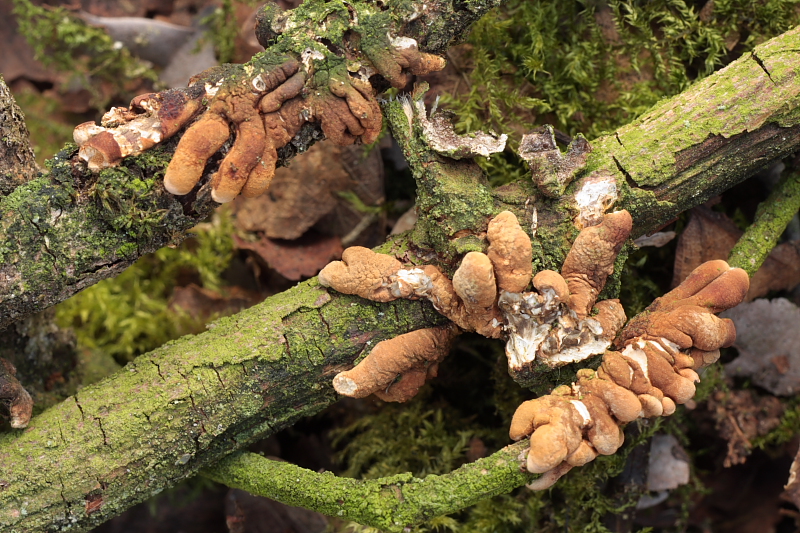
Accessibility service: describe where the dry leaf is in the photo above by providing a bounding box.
[168,284,257,322]
[225,488,327,533]
[647,434,690,491]
[707,388,784,467]
[672,206,800,300]
[234,233,343,281]
[233,142,384,242]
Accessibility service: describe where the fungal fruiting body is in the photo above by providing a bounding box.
[510,260,749,487]
[319,210,632,401]
[72,10,447,204]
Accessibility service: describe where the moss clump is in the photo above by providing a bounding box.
[445,0,800,184]
[200,0,239,64]
[752,396,800,450]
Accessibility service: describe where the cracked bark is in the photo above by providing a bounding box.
[0,74,38,196]
[2,5,800,533]
[0,281,448,531]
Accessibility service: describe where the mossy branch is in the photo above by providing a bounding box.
[4,7,800,533]
[201,443,535,533]
[728,170,800,275]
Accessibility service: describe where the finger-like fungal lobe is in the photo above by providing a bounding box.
[332,324,459,402]
[318,246,404,302]
[618,260,749,350]
[0,358,33,429]
[509,260,749,485]
[73,1,449,204]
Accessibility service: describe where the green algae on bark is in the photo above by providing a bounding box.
[202,442,535,533]
[0,280,447,532]
[588,25,800,236]
[728,170,800,275]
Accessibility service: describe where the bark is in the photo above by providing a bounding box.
[2,6,800,533]
[201,442,534,533]
[0,74,38,196]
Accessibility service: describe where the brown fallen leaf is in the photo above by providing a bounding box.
[723,298,800,396]
[672,206,741,288]
[168,284,259,323]
[672,206,800,300]
[232,142,384,242]
[234,232,343,281]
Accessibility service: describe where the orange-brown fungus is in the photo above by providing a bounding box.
[321,210,633,402]
[74,30,447,204]
[318,246,403,302]
[332,324,459,402]
[510,260,749,486]
[560,210,633,318]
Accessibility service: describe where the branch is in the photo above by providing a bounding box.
[0,279,447,531]
[201,443,534,533]
[728,169,800,274]
[0,0,505,330]
[3,12,800,533]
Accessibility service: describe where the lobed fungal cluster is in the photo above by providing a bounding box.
[319,209,749,486]
[73,3,446,204]
[319,210,631,400]
[510,260,748,486]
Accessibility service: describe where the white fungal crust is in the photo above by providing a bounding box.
[498,289,612,370]
[412,99,507,159]
[573,170,619,228]
[390,268,434,298]
[74,114,163,170]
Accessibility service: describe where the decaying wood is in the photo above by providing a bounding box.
[2,5,800,532]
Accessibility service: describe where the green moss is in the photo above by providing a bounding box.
[752,396,800,450]
[200,0,239,64]
[445,0,800,146]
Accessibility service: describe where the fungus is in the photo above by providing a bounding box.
[320,210,632,401]
[73,28,447,203]
[332,324,459,402]
[510,260,749,483]
[0,358,33,429]
[499,210,631,371]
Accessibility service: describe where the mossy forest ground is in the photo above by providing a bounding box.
[3,0,800,531]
